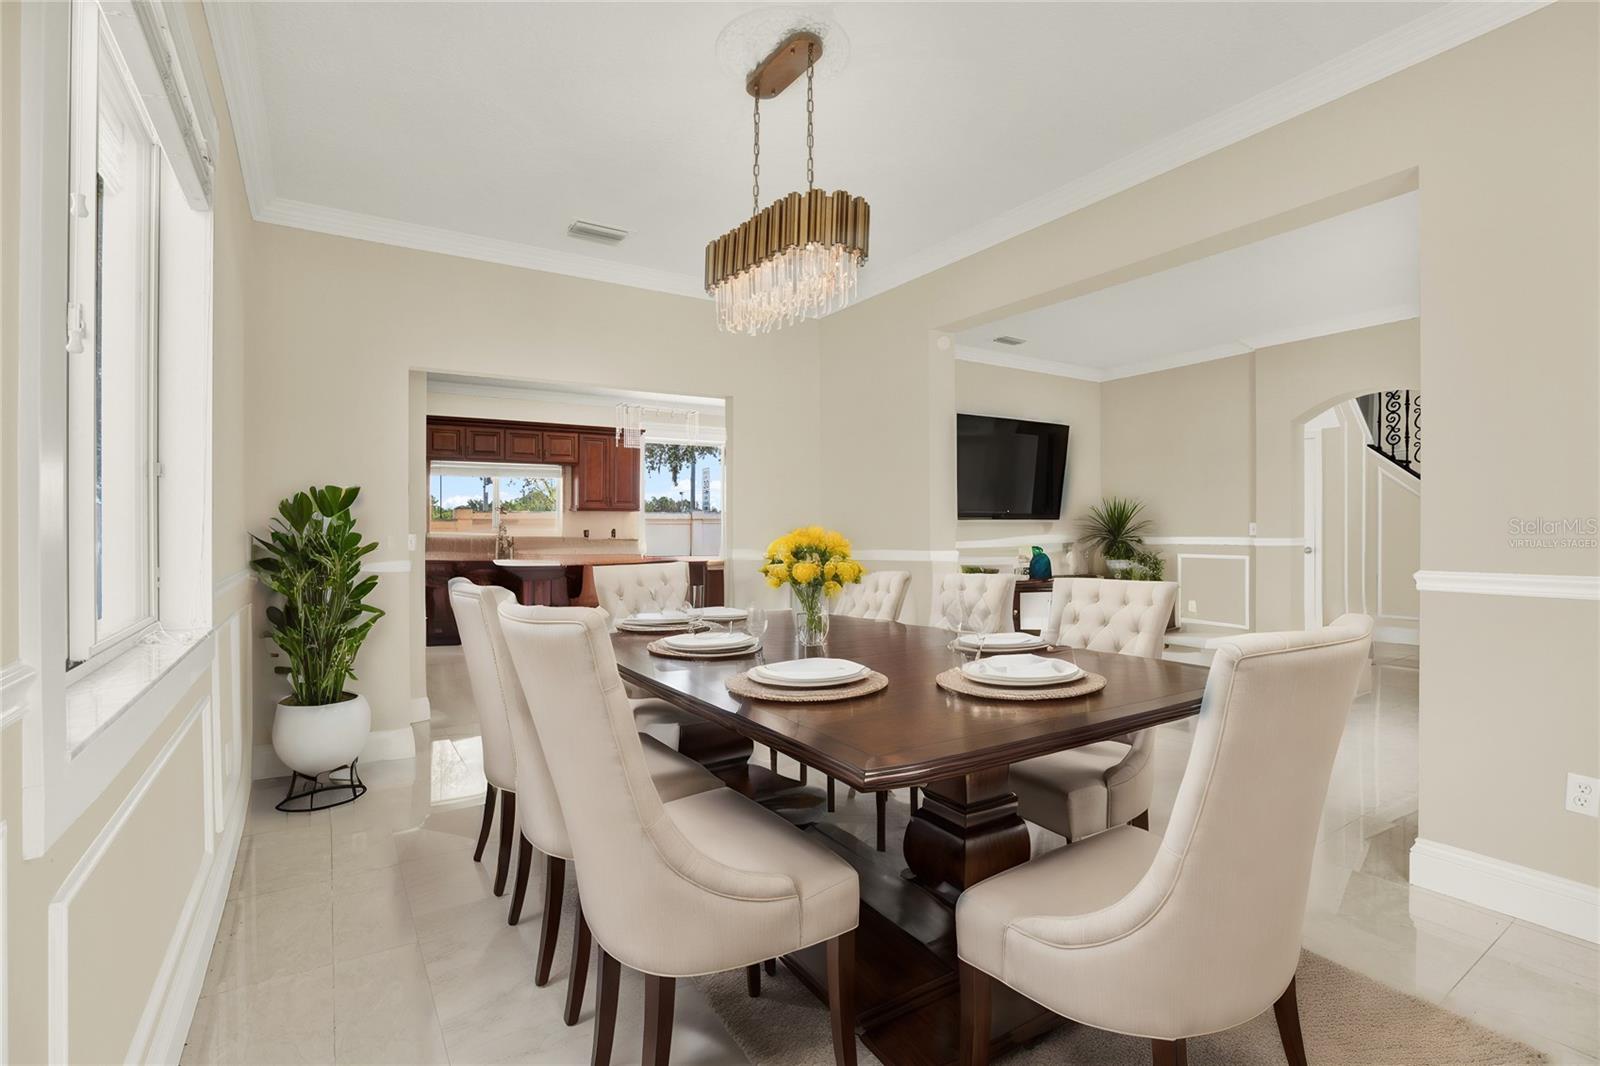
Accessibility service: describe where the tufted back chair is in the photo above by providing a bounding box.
[592,561,690,622]
[833,570,911,622]
[960,616,1372,1041]
[448,579,517,792]
[1047,578,1177,658]
[929,573,1019,633]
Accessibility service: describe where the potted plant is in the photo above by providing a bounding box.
[252,486,385,790]
[1128,548,1167,581]
[1079,496,1152,576]
[760,526,864,647]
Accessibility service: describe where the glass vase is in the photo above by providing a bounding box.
[792,585,831,648]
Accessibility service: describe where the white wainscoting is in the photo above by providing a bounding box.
[1414,570,1600,600]
[1175,553,1251,630]
[1411,838,1599,943]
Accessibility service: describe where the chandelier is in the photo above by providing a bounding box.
[615,402,701,448]
[705,32,870,335]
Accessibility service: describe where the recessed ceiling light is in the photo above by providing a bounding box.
[992,335,1027,346]
[567,220,628,245]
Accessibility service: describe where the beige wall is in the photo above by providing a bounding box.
[245,225,823,736]
[2,3,257,1061]
[814,6,1597,886]
[953,359,1102,562]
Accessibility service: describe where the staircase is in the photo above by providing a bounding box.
[1357,390,1421,477]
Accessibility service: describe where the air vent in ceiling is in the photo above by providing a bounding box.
[992,335,1027,346]
[567,220,629,245]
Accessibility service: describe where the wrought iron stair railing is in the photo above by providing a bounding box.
[1357,390,1421,477]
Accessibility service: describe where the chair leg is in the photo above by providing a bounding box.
[590,945,621,1066]
[799,763,808,785]
[1273,977,1308,1066]
[508,834,534,925]
[535,856,566,986]
[493,790,517,896]
[473,783,498,862]
[875,791,888,852]
[642,974,676,1066]
[763,958,777,976]
[1151,1038,1188,1066]
[959,961,991,1066]
[826,776,836,812]
[909,786,919,811]
[1131,809,1150,830]
[564,903,593,1026]
[826,930,857,1066]
[745,963,760,997]
[769,749,777,772]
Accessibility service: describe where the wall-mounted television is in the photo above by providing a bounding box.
[956,414,1070,520]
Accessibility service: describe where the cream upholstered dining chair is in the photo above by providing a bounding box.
[957,615,1373,1066]
[592,560,690,620]
[497,603,861,1066]
[1008,578,1179,841]
[458,584,724,1023]
[929,572,1019,633]
[449,578,522,895]
[817,569,914,849]
[833,569,911,622]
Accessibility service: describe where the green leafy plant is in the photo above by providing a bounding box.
[251,485,385,707]
[1078,496,1152,564]
[1127,548,1167,581]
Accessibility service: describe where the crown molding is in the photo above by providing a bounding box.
[953,345,1107,382]
[207,1,1546,303]
[860,1,1548,299]
[1414,570,1600,601]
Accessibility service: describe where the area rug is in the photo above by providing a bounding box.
[695,948,1546,1066]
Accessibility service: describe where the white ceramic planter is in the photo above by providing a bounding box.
[272,693,371,777]
[1105,558,1135,576]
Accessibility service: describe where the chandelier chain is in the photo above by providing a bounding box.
[805,43,815,190]
[752,93,761,216]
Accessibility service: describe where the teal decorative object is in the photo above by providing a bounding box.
[1028,546,1053,580]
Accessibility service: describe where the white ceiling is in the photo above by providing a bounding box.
[207,3,1536,301]
[955,191,1419,380]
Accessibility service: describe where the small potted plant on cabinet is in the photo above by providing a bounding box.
[253,485,385,811]
[1079,496,1152,576]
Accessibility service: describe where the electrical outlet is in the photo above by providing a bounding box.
[407,533,417,552]
[1566,773,1599,817]
[1248,522,1258,537]
[1187,599,1198,614]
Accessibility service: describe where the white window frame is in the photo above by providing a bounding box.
[9,0,218,860]
[65,3,163,672]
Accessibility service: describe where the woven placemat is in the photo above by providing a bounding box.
[935,667,1106,701]
[647,637,761,661]
[726,670,889,703]
[618,624,693,636]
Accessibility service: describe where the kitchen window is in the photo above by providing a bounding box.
[430,462,563,536]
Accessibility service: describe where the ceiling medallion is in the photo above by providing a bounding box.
[705,31,870,335]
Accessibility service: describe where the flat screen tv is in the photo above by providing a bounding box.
[956,414,1069,520]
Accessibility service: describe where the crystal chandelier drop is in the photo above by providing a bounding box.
[705,33,870,336]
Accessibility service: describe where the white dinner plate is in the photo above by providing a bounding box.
[752,658,870,688]
[625,611,691,626]
[956,632,1046,651]
[661,631,758,652]
[961,654,1082,688]
[699,606,748,622]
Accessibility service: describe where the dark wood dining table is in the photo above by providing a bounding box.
[612,613,1210,1066]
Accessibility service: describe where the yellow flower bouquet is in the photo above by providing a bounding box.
[760,526,865,646]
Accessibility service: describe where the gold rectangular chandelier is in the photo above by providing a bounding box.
[705,33,870,335]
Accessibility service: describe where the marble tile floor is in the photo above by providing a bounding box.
[183,645,1597,1065]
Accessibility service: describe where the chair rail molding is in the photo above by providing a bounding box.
[1144,536,1305,548]
[1411,838,1599,943]
[1413,570,1600,601]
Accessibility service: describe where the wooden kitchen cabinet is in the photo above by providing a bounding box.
[426,417,642,510]
[542,431,579,463]
[464,425,504,458]
[610,442,641,510]
[575,434,613,509]
[505,429,543,461]
[428,423,465,458]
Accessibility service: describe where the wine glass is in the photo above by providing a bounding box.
[744,605,768,664]
[682,586,706,631]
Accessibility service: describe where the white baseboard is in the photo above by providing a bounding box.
[1373,624,1419,645]
[251,725,419,780]
[1410,838,1599,943]
[141,781,248,1064]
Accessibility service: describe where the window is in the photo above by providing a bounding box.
[65,5,161,667]
[429,462,563,536]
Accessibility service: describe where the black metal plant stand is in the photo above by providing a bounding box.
[276,759,367,812]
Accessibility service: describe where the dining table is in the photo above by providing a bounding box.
[611,613,1210,1066]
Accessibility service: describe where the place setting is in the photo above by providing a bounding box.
[647,605,768,659]
[726,655,889,703]
[936,650,1107,701]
